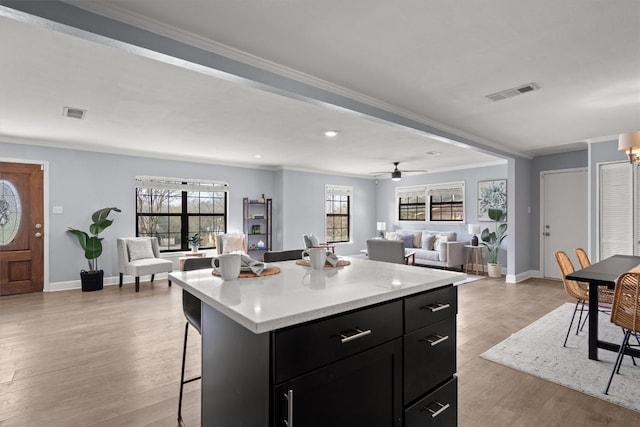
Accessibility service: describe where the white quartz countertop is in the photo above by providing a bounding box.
[169,257,465,334]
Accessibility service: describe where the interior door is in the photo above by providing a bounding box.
[542,169,588,279]
[0,162,44,295]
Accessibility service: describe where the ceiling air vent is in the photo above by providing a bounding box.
[63,106,86,119]
[486,83,540,102]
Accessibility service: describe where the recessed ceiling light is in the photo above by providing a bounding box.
[254,154,263,158]
[425,151,440,156]
[324,130,339,137]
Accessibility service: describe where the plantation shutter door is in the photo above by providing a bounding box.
[599,162,633,260]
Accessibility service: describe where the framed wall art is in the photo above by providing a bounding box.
[478,179,507,221]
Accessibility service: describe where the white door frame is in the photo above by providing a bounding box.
[0,156,50,291]
[539,167,588,278]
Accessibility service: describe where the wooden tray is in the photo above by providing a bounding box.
[296,259,351,268]
[212,266,281,278]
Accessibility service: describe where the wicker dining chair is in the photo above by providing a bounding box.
[575,248,615,305]
[604,271,640,395]
[555,251,591,347]
[575,247,591,269]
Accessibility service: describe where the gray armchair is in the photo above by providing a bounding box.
[117,237,173,292]
[366,239,415,265]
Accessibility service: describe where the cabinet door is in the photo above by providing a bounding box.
[274,338,403,427]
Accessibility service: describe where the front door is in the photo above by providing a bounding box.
[0,162,44,295]
[541,169,588,279]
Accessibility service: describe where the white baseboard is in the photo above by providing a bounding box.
[46,272,170,292]
[505,270,538,284]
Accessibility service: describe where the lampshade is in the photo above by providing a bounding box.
[618,131,640,164]
[376,222,386,231]
[468,224,481,234]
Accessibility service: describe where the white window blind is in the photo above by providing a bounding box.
[598,162,633,259]
[325,184,353,197]
[396,186,426,198]
[135,175,229,192]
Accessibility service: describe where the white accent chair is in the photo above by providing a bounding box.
[117,237,173,292]
[302,234,336,253]
[216,233,248,254]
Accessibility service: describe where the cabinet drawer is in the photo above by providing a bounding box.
[405,376,457,427]
[274,300,403,383]
[404,318,456,403]
[404,285,457,333]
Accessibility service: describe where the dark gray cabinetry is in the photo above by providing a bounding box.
[404,286,458,426]
[199,284,457,427]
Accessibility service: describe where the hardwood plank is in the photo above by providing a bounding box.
[0,276,637,426]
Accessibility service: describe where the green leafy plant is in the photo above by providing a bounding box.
[188,233,201,248]
[67,207,121,272]
[480,208,507,264]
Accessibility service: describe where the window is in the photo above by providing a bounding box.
[397,187,426,221]
[135,176,228,252]
[428,182,464,222]
[325,185,352,243]
[396,182,465,223]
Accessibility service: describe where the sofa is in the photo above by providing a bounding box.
[385,230,467,270]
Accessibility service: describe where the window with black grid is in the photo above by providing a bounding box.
[135,177,228,252]
[325,185,352,243]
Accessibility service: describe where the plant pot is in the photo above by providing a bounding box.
[191,246,199,253]
[487,263,502,278]
[80,270,104,291]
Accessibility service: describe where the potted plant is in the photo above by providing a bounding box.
[480,208,507,278]
[67,207,121,291]
[188,233,201,252]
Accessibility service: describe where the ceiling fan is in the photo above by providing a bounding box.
[371,162,427,181]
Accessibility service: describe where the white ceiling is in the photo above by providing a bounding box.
[1,0,639,177]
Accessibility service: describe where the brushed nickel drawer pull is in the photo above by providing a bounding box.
[284,389,293,426]
[422,401,450,418]
[339,328,372,344]
[422,333,449,346]
[420,302,450,312]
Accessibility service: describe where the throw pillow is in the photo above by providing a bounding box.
[401,234,414,248]
[222,234,245,253]
[385,231,399,241]
[127,238,154,261]
[433,235,449,251]
[421,232,435,250]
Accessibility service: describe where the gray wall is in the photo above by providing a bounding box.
[375,164,509,266]
[529,150,588,271]
[279,170,377,255]
[1,139,276,283]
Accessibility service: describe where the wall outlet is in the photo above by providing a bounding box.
[53,206,63,214]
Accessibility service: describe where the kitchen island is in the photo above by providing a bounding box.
[169,257,464,427]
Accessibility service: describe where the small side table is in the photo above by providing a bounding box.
[464,245,485,276]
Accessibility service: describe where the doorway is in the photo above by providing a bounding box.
[0,161,44,295]
[541,169,588,279]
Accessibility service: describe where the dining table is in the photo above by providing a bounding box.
[565,254,640,360]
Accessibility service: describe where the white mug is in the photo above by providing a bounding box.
[212,253,242,281]
[301,247,327,270]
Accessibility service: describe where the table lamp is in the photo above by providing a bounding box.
[377,222,386,238]
[468,224,481,246]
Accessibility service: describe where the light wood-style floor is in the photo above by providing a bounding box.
[1,277,638,426]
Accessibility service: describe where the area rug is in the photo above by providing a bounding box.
[454,274,484,286]
[481,303,640,412]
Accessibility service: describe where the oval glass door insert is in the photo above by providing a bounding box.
[0,179,22,245]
